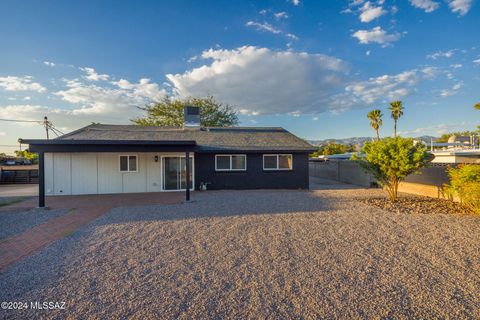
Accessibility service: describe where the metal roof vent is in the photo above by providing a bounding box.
[184,106,200,129]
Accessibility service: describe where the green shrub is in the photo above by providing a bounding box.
[353,137,433,202]
[445,164,480,214]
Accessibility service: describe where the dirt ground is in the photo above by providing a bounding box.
[0,184,479,319]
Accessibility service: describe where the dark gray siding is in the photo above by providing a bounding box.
[195,153,310,190]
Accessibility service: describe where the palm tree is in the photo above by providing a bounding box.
[389,100,404,138]
[474,102,480,110]
[367,109,383,141]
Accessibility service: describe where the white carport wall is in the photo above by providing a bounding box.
[44,152,194,195]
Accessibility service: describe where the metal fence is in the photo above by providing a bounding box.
[309,160,377,187]
[403,163,453,186]
[0,167,39,184]
[309,160,452,188]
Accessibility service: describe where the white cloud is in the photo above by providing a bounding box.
[352,26,401,47]
[331,68,437,111]
[166,46,348,115]
[113,78,165,101]
[421,66,438,79]
[292,0,300,6]
[274,12,288,20]
[359,2,386,22]
[0,131,6,137]
[165,46,442,116]
[43,61,56,67]
[246,21,281,34]
[439,82,463,97]
[426,49,456,59]
[451,63,463,68]
[80,67,110,81]
[54,77,166,116]
[286,33,299,40]
[23,96,31,100]
[447,0,473,15]
[0,76,47,93]
[245,21,298,41]
[409,0,439,12]
[344,71,418,103]
[349,0,365,6]
[473,58,480,65]
[398,123,466,136]
[452,82,462,90]
[0,74,167,133]
[391,6,399,14]
[259,9,267,15]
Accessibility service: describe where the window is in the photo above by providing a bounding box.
[231,155,246,170]
[263,155,277,170]
[216,155,231,170]
[215,154,247,171]
[278,154,293,169]
[119,155,138,172]
[263,154,293,170]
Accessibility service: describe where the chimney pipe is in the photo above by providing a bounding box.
[184,106,201,129]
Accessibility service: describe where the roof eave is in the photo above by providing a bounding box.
[20,139,196,146]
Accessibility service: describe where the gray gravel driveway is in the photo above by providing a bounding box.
[0,188,479,319]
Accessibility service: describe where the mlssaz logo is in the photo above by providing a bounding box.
[30,301,66,310]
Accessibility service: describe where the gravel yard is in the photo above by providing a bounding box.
[1,187,479,319]
[362,195,474,215]
[0,208,70,240]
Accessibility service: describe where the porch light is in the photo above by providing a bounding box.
[154,155,159,162]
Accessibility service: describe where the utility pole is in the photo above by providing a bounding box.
[43,116,49,140]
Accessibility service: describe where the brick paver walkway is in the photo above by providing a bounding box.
[0,192,185,272]
[0,207,109,271]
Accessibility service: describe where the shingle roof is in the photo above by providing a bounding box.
[56,124,315,152]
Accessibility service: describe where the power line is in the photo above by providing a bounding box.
[0,116,65,140]
[0,118,42,123]
[53,126,65,135]
[47,123,65,135]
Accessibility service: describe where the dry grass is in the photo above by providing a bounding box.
[1,188,479,319]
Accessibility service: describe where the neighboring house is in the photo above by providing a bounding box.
[23,107,315,207]
[429,135,480,164]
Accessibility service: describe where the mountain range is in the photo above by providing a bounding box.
[307,136,437,148]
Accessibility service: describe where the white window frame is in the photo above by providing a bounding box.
[263,154,293,171]
[119,155,138,173]
[215,154,247,171]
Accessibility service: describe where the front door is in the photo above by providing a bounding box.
[163,156,193,190]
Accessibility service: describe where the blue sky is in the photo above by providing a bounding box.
[0,0,479,153]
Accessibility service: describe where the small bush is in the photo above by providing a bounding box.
[353,137,433,202]
[445,164,480,214]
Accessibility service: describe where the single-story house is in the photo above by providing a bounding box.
[22,107,316,207]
